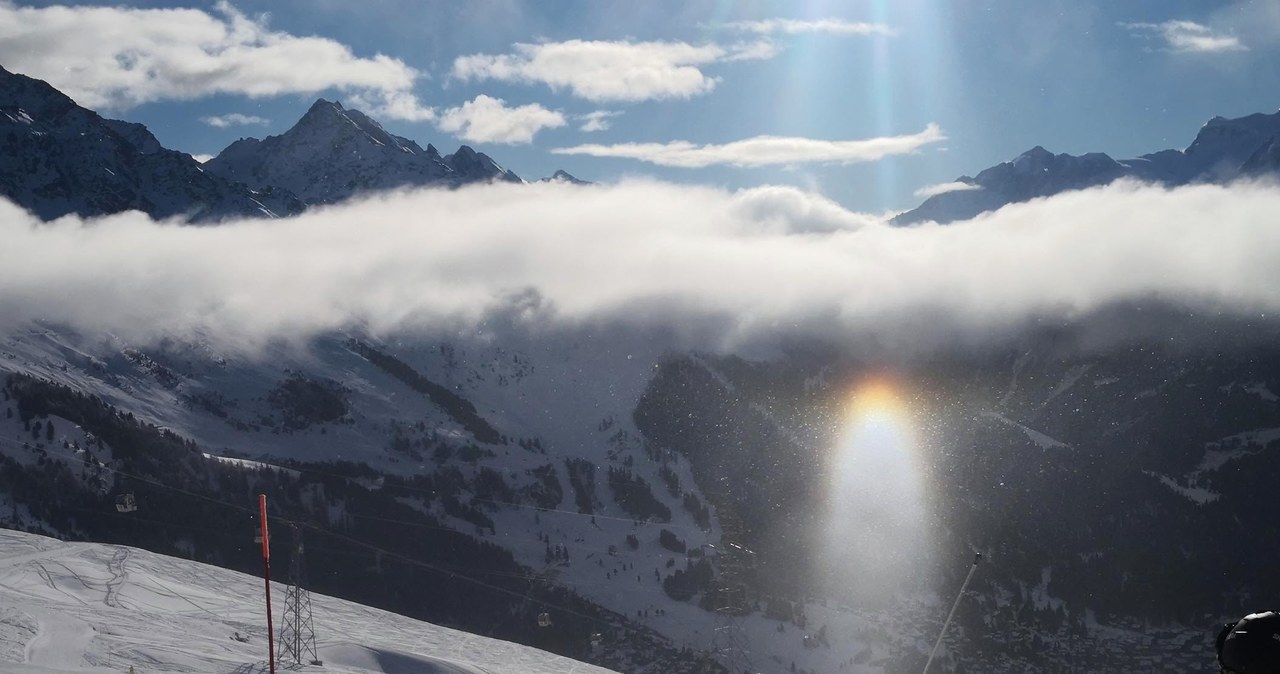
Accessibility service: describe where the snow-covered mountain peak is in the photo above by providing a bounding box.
[205,99,523,203]
[895,108,1280,224]
[540,169,590,185]
[1012,145,1054,168]
[0,66,301,222]
[1184,110,1280,162]
[0,65,79,121]
[291,98,423,156]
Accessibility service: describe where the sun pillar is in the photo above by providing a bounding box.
[818,377,932,605]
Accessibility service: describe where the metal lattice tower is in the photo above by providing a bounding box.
[277,525,319,667]
[709,511,757,674]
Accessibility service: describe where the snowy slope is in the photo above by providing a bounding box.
[0,326,961,674]
[0,326,754,669]
[1,322,1243,674]
[0,528,618,674]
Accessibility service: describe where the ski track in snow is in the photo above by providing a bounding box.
[0,529,621,674]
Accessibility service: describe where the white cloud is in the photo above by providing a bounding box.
[725,18,895,37]
[579,110,622,133]
[191,153,214,163]
[552,124,945,168]
[451,39,773,103]
[1120,20,1246,53]
[720,40,781,62]
[200,113,269,128]
[436,95,566,144]
[913,181,980,199]
[3,179,1278,352]
[0,1,434,120]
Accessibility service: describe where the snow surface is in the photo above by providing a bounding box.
[0,528,618,674]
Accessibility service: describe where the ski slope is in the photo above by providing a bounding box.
[0,528,618,674]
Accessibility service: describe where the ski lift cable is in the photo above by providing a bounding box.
[922,553,982,674]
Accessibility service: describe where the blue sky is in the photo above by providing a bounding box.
[1,0,1276,212]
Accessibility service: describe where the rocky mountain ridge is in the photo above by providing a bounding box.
[204,98,522,205]
[0,67,562,222]
[0,65,302,222]
[895,109,1280,224]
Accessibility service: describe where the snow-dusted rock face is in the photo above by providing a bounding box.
[895,110,1280,225]
[895,147,1128,225]
[539,169,591,185]
[0,66,302,222]
[205,99,521,205]
[1242,136,1280,176]
[443,143,523,185]
[1183,112,1280,177]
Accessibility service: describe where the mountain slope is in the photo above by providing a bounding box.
[2,312,1261,673]
[205,99,521,205]
[0,66,302,222]
[0,528,620,674]
[895,109,1280,224]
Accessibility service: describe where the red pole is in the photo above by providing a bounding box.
[259,494,276,674]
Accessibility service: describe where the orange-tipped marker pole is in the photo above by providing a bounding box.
[259,494,276,674]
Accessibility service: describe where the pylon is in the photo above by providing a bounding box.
[709,510,757,674]
[277,525,320,667]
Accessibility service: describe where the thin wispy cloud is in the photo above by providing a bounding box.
[2,180,1278,352]
[724,18,895,37]
[0,1,435,121]
[451,39,772,103]
[1120,20,1246,53]
[579,110,622,133]
[552,125,945,168]
[200,113,269,128]
[437,95,565,144]
[914,181,980,199]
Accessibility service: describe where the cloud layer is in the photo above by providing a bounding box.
[0,1,433,120]
[553,124,945,167]
[451,39,773,103]
[2,179,1279,352]
[1121,20,1247,53]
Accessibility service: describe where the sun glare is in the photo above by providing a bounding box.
[818,376,933,603]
